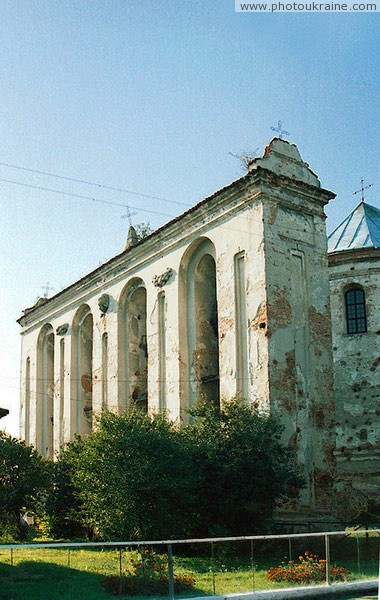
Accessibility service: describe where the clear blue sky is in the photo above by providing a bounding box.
[1,0,379,435]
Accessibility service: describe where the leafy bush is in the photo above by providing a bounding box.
[183,399,305,535]
[100,549,195,596]
[48,400,304,540]
[44,437,89,539]
[266,552,351,584]
[70,409,201,540]
[0,521,21,543]
[0,431,52,538]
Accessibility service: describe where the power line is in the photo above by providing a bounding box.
[0,177,276,240]
[0,161,189,207]
[0,164,332,242]
[0,177,178,220]
[0,177,329,243]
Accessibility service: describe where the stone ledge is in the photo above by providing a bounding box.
[0,407,9,419]
[183,580,378,600]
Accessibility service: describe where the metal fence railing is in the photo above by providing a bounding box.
[1,528,380,599]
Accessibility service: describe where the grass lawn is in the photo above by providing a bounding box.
[0,538,378,600]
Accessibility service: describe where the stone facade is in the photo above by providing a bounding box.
[329,245,380,519]
[20,137,373,521]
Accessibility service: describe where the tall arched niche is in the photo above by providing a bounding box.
[118,278,148,412]
[178,237,220,419]
[71,305,93,436]
[36,323,54,457]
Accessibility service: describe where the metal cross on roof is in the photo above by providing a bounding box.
[41,282,54,298]
[121,205,137,226]
[353,178,373,203]
[270,120,290,139]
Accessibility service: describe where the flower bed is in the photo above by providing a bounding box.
[267,552,351,585]
[101,548,196,596]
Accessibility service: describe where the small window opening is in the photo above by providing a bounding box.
[345,288,367,334]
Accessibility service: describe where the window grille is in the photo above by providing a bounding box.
[345,288,367,334]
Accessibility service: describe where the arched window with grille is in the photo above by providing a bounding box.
[345,287,367,334]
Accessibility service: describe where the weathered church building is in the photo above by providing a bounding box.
[17,138,380,521]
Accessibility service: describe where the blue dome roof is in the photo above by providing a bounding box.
[328,201,380,252]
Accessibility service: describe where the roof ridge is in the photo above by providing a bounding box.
[362,202,380,246]
[328,200,380,252]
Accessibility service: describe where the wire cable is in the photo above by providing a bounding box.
[0,161,189,206]
[0,177,178,219]
[0,176,328,242]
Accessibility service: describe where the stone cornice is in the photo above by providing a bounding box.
[17,178,248,328]
[0,408,9,419]
[328,247,380,266]
[254,166,335,208]
[18,167,334,329]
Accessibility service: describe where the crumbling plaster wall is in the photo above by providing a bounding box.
[262,187,335,513]
[215,200,268,406]
[19,180,269,448]
[329,250,380,519]
[19,137,338,520]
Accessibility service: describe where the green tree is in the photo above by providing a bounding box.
[50,401,304,541]
[182,399,304,536]
[0,431,52,537]
[44,437,88,539]
[69,409,201,540]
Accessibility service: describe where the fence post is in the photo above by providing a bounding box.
[377,544,380,600]
[67,548,72,600]
[325,535,331,586]
[211,541,216,595]
[167,544,174,600]
[356,535,361,575]
[250,540,256,592]
[251,540,256,593]
[10,548,14,600]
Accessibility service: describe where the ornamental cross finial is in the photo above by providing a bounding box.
[353,178,373,203]
[41,281,53,298]
[270,120,290,140]
[121,205,137,226]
